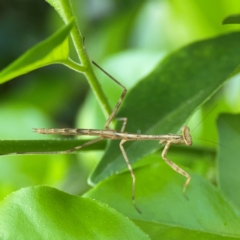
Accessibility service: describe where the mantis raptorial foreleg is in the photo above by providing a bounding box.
[161,141,191,192]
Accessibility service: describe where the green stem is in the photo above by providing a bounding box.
[60,59,113,117]
[57,0,112,118]
[0,139,106,155]
[60,59,86,72]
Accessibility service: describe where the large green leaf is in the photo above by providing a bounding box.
[217,113,240,209]
[90,32,240,184]
[85,156,240,239]
[0,186,150,240]
[0,20,74,84]
[223,14,240,25]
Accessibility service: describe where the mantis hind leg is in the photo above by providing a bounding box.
[92,61,127,131]
[116,117,128,132]
[119,139,141,214]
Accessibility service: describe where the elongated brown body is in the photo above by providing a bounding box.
[34,126,192,145]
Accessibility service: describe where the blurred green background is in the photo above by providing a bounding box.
[0,0,240,200]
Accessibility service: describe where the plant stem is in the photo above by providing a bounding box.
[57,0,112,118]
[60,59,86,72]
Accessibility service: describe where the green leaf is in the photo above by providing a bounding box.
[85,156,240,239]
[223,14,240,25]
[0,186,150,240]
[46,0,66,21]
[90,32,240,184]
[46,0,73,24]
[217,113,240,209]
[0,20,74,84]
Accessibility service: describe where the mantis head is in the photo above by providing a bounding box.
[182,126,192,146]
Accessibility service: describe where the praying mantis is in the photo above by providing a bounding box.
[1,61,193,213]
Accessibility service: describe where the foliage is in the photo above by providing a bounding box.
[0,0,240,239]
